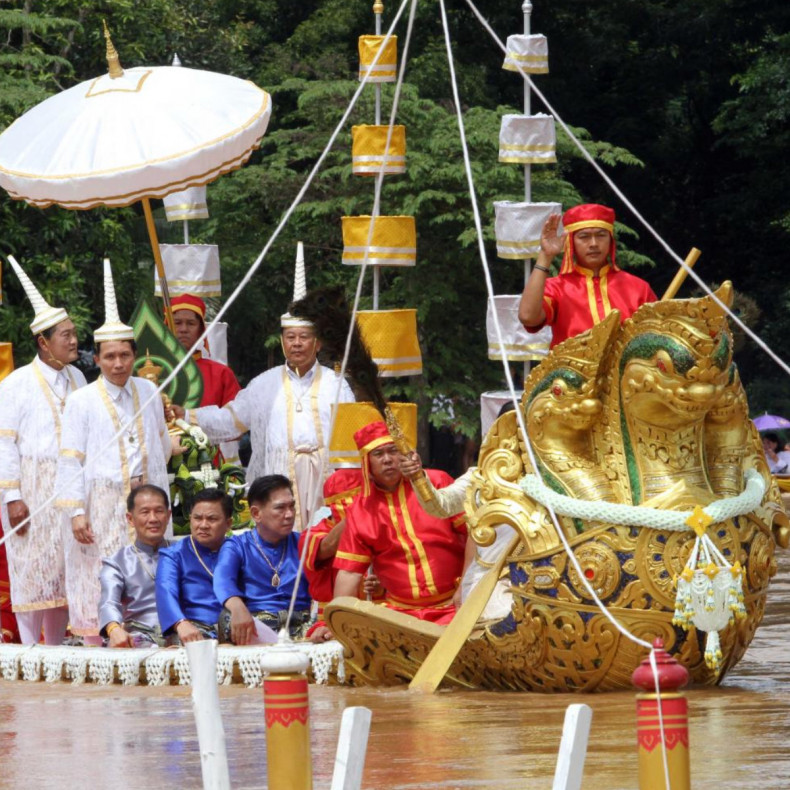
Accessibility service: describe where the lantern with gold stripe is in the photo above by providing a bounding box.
[0,342,13,383]
[329,402,417,468]
[162,185,209,222]
[358,34,398,83]
[356,308,422,377]
[154,244,221,298]
[498,114,556,165]
[486,295,551,362]
[494,201,562,260]
[341,215,416,266]
[502,34,549,74]
[351,124,406,176]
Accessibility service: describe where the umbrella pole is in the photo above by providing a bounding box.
[661,247,701,301]
[142,197,174,330]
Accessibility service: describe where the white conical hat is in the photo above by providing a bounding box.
[281,241,313,329]
[6,255,69,335]
[94,258,135,343]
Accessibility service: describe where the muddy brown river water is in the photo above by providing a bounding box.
[1,551,788,789]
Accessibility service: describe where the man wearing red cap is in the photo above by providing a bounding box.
[171,295,241,409]
[518,204,656,349]
[332,421,467,625]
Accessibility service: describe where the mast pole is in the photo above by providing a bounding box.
[522,1,533,381]
[373,1,384,310]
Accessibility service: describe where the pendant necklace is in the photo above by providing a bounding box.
[190,536,214,578]
[132,543,156,582]
[252,531,286,588]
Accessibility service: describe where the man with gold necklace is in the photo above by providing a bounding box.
[99,485,171,647]
[155,488,230,643]
[0,256,86,645]
[214,475,311,643]
[56,261,174,644]
[175,245,355,531]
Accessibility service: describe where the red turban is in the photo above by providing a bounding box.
[171,294,207,322]
[560,203,617,274]
[353,420,396,495]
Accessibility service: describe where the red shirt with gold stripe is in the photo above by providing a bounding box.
[527,263,656,349]
[299,468,363,606]
[194,356,241,408]
[333,469,467,624]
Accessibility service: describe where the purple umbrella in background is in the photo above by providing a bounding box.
[753,413,790,431]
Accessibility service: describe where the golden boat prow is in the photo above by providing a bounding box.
[326,283,789,691]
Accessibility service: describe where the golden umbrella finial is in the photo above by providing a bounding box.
[102,20,124,79]
[373,1,384,13]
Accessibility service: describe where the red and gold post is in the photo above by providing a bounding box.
[261,648,313,790]
[632,638,691,790]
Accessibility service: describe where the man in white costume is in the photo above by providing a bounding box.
[177,244,355,530]
[56,260,173,642]
[0,256,87,645]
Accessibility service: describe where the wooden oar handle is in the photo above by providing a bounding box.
[661,247,701,301]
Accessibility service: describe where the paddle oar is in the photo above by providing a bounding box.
[409,533,520,694]
[661,247,701,301]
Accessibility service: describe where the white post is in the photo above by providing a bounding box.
[185,639,231,790]
[551,703,593,790]
[330,706,373,790]
[522,0,534,383]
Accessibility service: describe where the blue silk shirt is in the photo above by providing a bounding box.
[155,536,223,633]
[213,530,311,614]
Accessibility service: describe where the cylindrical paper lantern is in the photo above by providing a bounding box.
[493,201,562,259]
[329,402,417,467]
[0,342,13,383]
[486,295,552,362]
[358,34,398,83]
[480,390,514,440]
[163,185,209,221]
[498,114,556,164]
[356,309,422,377]
[341,215,416,266]
[155,244,221,298]
[351,125,406,176]
[502,34,549,74]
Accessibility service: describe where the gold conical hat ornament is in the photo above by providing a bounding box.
[6,254,69,335]
[95,258,135,343]
[280,242,313,328]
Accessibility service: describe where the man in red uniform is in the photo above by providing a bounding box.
[332,421,467,625]
[518,203,656,349]
[171,295,241,409]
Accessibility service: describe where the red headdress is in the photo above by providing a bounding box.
[354,420,396,496]
[171,294,209,354]
[560,203,617,274]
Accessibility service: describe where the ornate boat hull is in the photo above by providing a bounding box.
[326,285,788,691]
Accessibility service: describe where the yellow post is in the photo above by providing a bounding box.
[261,646,313,790]
[632,638,690,790]
[661,247,701,301]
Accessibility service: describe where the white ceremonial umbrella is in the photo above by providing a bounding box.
[0,24,272,325]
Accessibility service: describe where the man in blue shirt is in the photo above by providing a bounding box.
[214,475,311,643]
[155,488,230,643]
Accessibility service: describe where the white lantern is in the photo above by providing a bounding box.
[155,244,221,298]
[493,201,562,259]
[502,34,549,74]
[499,114,556,165]
[162,185,209,221]
[486,295,552,362]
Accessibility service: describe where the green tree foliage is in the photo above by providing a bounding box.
[1,0,786,437]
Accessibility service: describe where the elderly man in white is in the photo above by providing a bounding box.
[0,256,87,645]
[175,244,355,530]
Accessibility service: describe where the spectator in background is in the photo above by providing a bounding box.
[762,433,790,474]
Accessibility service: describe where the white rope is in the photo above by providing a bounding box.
[0,0,414,551]
[462,0,790,383]
[439,0,653,653]
[520,468,765,529]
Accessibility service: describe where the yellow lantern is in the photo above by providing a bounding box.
[351,125,406,176]
[330,401,417,467]
[341,215,416,266]
[356,309,422,377]
[358,34,398,83]
[0,342,13,383]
